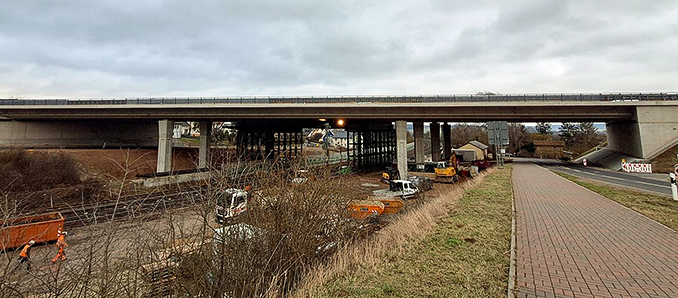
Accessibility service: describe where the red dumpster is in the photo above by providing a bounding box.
[0,212,64,250]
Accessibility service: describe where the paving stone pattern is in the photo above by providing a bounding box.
[513,161,678,298]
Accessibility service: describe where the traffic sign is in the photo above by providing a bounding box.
[488,121,509,145]
[674,164,678,175]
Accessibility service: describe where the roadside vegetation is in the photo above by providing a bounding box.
[555,172,678,231]
[315,166,513,298]
[0,149,82,192]
[0,154,364,298]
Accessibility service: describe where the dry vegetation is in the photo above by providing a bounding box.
[1,148,509,298]
[0,149,82,193]
[0,153,384,298]
[314,166,513,297]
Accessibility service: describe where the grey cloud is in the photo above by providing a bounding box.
[0,0,676,97]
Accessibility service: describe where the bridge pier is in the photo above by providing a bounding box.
[430,122,441,161]
[414,121,424,165]
[199,121,212,168]
[157,119,174,173]
[442,123,452,160]
[395,120,408,180]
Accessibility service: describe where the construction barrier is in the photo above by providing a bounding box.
[621,163,652,173]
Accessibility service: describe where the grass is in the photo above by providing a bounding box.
[316,166,513,298]
[555,171,678,232]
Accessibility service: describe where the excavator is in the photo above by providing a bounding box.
[434,154,459,183]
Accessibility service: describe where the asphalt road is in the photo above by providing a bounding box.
[518,158,673,197]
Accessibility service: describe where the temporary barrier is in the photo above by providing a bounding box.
[621,163,652,173]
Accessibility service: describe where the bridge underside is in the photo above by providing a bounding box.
[1,101,678,173]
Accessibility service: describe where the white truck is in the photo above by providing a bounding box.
[372,180,420,199]
[214,188,250,224]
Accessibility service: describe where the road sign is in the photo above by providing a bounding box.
[674,164,678,175]
[487,121,509,145]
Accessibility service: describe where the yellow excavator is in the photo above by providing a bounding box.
[435,154,459,183]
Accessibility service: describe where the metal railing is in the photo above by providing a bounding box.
[1,93,676,106]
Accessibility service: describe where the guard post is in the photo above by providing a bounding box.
[672,164,678,201]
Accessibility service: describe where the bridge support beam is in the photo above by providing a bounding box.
[414,121,424,165]
[442,123,452,160]
[430,122,441,161]
[157,119,174,173]
[199,121,212,169]
[395,120,408,180]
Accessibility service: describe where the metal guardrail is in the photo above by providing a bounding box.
[0,93,677,106]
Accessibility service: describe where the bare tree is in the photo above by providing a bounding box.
[535,122,552,135]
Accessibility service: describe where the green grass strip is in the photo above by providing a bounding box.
[555,171,678,232]
[321,167,513,297]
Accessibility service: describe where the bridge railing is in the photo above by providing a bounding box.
[1,93,676,105]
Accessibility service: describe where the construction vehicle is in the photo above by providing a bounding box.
[435,154,459,183]
[215,188,250,224]
[381,166,399,183]
[408,175,434,190]
[372,180,419,199]
[1,212,64,250]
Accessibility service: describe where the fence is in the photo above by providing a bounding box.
[1,93,677,106]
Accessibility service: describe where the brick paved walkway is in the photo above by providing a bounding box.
[514,161,678,298]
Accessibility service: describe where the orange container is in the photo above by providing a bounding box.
[348,200,385,219]
[374,197,405,214]
[0,212,64,250]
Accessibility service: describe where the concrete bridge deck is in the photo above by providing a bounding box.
[1,93,678,121]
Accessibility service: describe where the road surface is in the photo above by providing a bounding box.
[524,158,672,197]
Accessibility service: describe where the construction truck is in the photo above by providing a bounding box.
[372,180,419,199]
[215,188,250,224]
[435,154,459,183]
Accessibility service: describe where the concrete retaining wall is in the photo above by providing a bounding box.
[0,120,158,148]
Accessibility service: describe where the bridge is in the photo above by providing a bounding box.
[1,93,677,178]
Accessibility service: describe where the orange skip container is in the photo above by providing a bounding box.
[0,212,64,250]
[374,197,405,214]
[348,200,385,219]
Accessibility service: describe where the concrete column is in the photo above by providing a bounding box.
[395,120,408,180]
[414,121,424,164]
[157,119,174,173]
[430,122,441,161]
[442,123,452,160]
[199,121,212,169]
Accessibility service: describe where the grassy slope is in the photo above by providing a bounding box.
[321,167,513,298]
[555,171,678,231]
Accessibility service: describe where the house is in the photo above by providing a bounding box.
[331,130,348,148]
[173,122,191,139]
[459,141,489,160]
[534,140,565,159]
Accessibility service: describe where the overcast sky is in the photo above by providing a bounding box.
[1,1,677,98]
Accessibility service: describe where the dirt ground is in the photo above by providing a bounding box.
[35,146,333,181]
[36,148,202,180]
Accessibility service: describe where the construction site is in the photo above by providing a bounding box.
[0,120,499,298]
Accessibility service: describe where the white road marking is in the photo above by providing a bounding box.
[561,168,670,190]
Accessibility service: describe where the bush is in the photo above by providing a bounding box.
[0,149,81,192]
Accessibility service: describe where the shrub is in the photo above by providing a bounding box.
[0,149,81,192]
